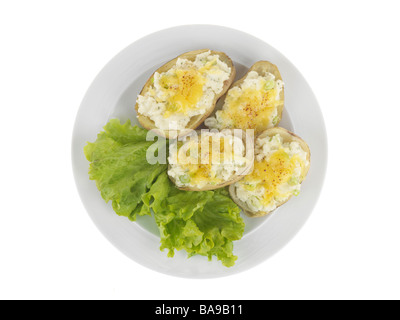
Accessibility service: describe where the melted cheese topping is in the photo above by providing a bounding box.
[205,71,284,134]
[168,131,248,189]
[234,134,307,213]
[245,149,303,205]
[222,86,278,133]
[136,51,231,131]
[159,69,205,118]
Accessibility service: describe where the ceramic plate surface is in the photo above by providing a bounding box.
[72,25,327,278]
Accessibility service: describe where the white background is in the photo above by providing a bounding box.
[1,0,399,300]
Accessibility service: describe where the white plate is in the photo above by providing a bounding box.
[72,25,327,278]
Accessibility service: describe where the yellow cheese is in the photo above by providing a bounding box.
[242,148,304,205]
[160,69,205,118]
[175,135,238,186]
[218,83,279,133]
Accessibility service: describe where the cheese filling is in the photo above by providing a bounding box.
[233,134,308,213]
[137,51,231,131]
[205,71,284,134]
[168,131,249,189]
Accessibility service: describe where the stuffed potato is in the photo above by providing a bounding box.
[229,127,310,217]
[205,61,284,135]
[135,49,236,139]
[168,129,254,191]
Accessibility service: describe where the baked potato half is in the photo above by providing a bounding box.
[135,49,236,139]
[205,61,284,135]
[167,129,254,191]
[229,127,310,217]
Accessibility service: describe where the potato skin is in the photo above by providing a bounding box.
[229,127,310,218]
[210,60,284,134]
[168,129,254,191]
[135,49,236,139]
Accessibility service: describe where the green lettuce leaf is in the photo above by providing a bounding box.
[143,172,244,267]
[84,119,167,220]
[84,119,244,267]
